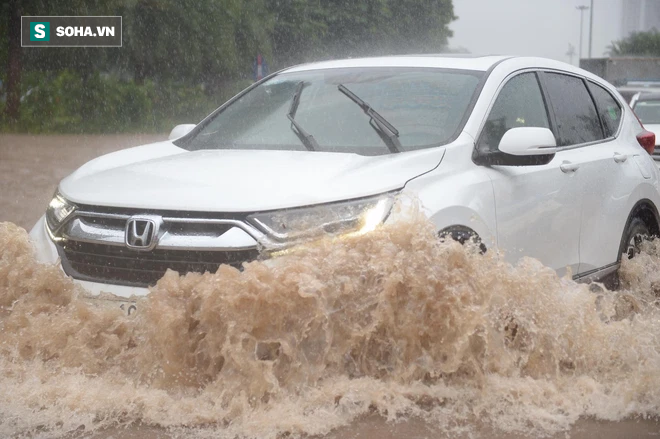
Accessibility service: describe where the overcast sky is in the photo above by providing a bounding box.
[449,0,623,64]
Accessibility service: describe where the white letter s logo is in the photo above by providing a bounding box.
[35,24,46,39]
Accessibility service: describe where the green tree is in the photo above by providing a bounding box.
[609,29,660,56]
[122,0,272,85]
[2,0,272,123]
[383,0,456,54]
[3,0,23,123]
[2,0,458,131]
[267,0,326,68]
[266,0,456,66]
[2,0,124,123]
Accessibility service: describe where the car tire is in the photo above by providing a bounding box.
[622,217,651,261]
[606,217,652,290]
[438,226,487,254]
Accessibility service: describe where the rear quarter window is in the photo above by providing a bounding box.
[587,82,622,138]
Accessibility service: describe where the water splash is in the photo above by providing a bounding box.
[1,209,660,438]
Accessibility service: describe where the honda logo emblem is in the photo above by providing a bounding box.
[125,216,161,251]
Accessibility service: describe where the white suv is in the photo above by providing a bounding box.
[29,55,660,298]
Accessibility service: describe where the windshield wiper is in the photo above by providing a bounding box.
[288,81,319,151]
[337,84,401,153]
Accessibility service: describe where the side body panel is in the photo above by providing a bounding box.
[465,58,660,277]
[481,149,583,276]
[577,128,660,272]
[403,137,498,251]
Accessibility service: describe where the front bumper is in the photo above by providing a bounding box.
[29,215,152,298]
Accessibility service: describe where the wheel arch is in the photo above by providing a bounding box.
[617,198,660,262]
[427,204,496,251]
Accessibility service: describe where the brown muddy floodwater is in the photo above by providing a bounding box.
[1,134,660,439]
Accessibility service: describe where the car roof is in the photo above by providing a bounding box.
[284,55,512,73]
[282,55,608,84]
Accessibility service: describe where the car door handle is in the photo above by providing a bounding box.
[613,152,627,163]
[560,161,579,173]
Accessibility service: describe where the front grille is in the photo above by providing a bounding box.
[654,146,660,160]
[57,240,260,288]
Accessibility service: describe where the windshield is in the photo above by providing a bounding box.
[179,67,483,155]
[633,100,660,125]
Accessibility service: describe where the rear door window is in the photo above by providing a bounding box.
[587,82,622,138]
[542,73,604,146]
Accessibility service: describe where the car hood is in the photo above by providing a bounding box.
[60,141,447,212]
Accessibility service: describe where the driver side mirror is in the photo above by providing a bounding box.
[169,124,196,140]
[498,127,559,156]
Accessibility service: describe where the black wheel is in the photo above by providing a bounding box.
[604,217,652,290]
[439,226,487,254]
[622,217,651,260]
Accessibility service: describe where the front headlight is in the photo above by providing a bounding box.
[46,191,76,232]
[247,193,395,247]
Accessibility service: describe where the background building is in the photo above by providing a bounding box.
[621,0,660,37]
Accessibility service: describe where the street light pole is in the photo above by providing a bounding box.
[588,0,594,58]
[566,44,576,65]
[577,5,589,62]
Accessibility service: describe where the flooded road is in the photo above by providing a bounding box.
[0,134,166,230]
[1,135,660,438]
